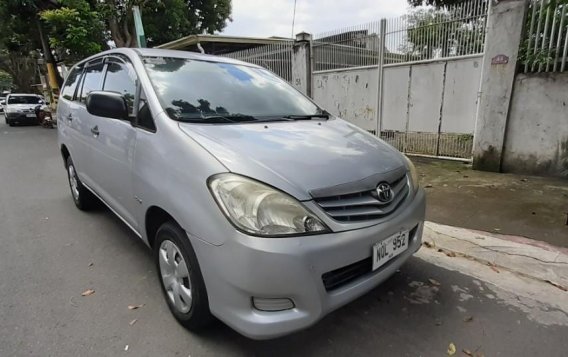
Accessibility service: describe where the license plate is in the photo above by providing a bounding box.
[26,113,36,118]
[372,231,409,271]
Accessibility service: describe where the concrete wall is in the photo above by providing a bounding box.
[312,56,482,138]
[502,73,568,178]
[313,67,378,132]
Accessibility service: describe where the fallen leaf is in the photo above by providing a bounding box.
[124,345,129,351]
[446,251,457,258]
[423,241,434,248]
[425,184,433,188]
[428,278,441,286]
[128,304,144,310]
[489,266,500,273]
[462,349,473,356]
[129,319,137,326]
[447,342,456,355]
[493,228,501,231]
[464,315,473,322]
[88,262,94,267]
[545,280,568,292]
[81,289,95,297]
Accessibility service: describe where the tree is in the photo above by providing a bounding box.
[0,70,14,91]
[402,2,486,60]
[407,0,463,6]
[0,0,63,87]
[40,0,106,63]
[96,0,232,48]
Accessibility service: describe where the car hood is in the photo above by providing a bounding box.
[178,118,405,200]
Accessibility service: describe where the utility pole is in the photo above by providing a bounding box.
[132,6,147,48]
[36,18,61,108]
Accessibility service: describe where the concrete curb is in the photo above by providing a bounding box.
[422,222,568,291]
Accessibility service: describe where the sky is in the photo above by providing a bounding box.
[222,0,409,38]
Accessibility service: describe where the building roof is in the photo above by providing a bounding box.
[156,34,293,55]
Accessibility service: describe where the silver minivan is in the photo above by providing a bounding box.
[57,48,425,339]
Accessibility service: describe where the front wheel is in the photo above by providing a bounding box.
[154,222,213,331]
[66,156,97,210]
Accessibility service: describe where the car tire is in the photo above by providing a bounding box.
[154,221,213,331]
[65,156,97,210]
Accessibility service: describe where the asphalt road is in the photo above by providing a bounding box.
[1,119,566,356]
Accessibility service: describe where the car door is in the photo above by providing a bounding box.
[73,58,106,189]
[86,56,139,231]
[58,65,84,168]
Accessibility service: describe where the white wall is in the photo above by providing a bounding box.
[312,56,482,137]
[502,73,568,178]
[312,67,378,132]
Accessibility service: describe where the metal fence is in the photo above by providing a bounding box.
[521,0,568,73]
[313,0,488,72]
[220,42,294,81]
[384,0,488,65]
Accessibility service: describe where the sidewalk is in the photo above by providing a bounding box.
[411,156,568,248]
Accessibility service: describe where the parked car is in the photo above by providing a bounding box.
[4,93,44,126]
[57,48,425,339]
[0,96,5,112]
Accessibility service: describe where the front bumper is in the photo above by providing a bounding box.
[190,188,426,339]
[5,112,38,124]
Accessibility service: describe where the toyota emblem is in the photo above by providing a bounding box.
[376,182,393,203]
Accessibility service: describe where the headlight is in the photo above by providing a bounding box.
[403,155,419,191]
[208,173,330,237]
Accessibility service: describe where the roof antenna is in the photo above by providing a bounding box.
[291,0,297,38]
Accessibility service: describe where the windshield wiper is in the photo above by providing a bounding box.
[282,112,330,120]
[179,114,258,123]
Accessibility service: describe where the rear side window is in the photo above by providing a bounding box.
[79,63,104,103]
[61,68,82,101]
[103,62,137,115]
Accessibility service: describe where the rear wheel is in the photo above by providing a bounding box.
[66,156,97,210]
[154,222,213,331]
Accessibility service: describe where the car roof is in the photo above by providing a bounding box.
[76,47,261,69]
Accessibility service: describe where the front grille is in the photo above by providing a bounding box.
[314,174,409,222]
[322,224,420,291]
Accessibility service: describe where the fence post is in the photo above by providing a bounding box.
[292,32,313,97]
[376,18,387,137]
[472,0,529,172]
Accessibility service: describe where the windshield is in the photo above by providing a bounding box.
[143,57,321,122]
[8,96,42,105]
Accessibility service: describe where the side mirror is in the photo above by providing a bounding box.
[86,91,128,120]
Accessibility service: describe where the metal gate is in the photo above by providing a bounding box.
[311,0,488,160]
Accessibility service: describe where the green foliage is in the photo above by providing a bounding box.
[95,0,232,47]
[402,5,485,60]
[40,0,105,62]
[518,0,568,71]
[408,0,463,6]
[0,70,13,91]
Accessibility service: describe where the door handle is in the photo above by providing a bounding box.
[90,126,99,136]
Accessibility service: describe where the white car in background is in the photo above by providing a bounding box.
[4,93,44,126]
